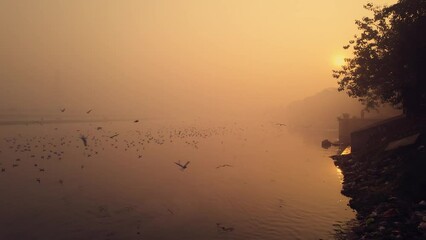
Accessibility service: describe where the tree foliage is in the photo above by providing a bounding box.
[333,0,426,115]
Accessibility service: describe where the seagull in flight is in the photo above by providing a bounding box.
[216,164,233,169]
[174,161,190,170]
[80,135,88,146]
[109,133,119,139]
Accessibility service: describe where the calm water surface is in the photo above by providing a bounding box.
[0,120,353,240]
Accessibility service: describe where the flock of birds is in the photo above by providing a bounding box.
[3,126,240,170]
[0,110,288,238]
[0,108,288,181]
[0,117,248,237]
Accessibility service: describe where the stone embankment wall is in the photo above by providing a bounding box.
[338,116,382,144]
[351,115,426,154]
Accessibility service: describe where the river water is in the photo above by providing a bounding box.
[0,120,353,240]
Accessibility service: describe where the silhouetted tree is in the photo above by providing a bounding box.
[333,0,426,117]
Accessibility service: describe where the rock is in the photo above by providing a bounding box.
[331,132,426,240]
[369,211,378,218]
[419,222,426,231]
[366,217,375,226]
[382,208,399,218]
[321,139,332,149]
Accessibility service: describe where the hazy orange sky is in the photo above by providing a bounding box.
[0,0,396,119]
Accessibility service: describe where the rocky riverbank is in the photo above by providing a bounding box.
[332,134,426,239]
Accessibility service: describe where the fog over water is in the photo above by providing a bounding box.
[0,121,353,240]
[0,0,399,239]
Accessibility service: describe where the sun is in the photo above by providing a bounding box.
[332,55,346,67]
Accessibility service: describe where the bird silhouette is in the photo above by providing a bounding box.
[109,134,119,139]
[174,161,190,170]
[86,109,92,114]
[216,164,233,169]
[60,108,66,112]
[134,120,139,123]
[276,123,287,126]
[80,135,88,146]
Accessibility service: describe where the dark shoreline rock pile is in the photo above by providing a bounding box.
[332,134,426,240]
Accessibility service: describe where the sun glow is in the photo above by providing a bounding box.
[333,55,346,67]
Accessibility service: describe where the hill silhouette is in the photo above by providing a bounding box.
[284,88,401,129]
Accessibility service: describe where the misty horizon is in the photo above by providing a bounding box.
[0,0,397,120]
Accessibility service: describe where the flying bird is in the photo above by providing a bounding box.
[60,108,66,112]
[276,123,287,126]
[216,164,233,169]
[174,161,190,170]
[109,133,119,139]
[134,120,139,123]
[80,135,88,146]
[86,109,92,114]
